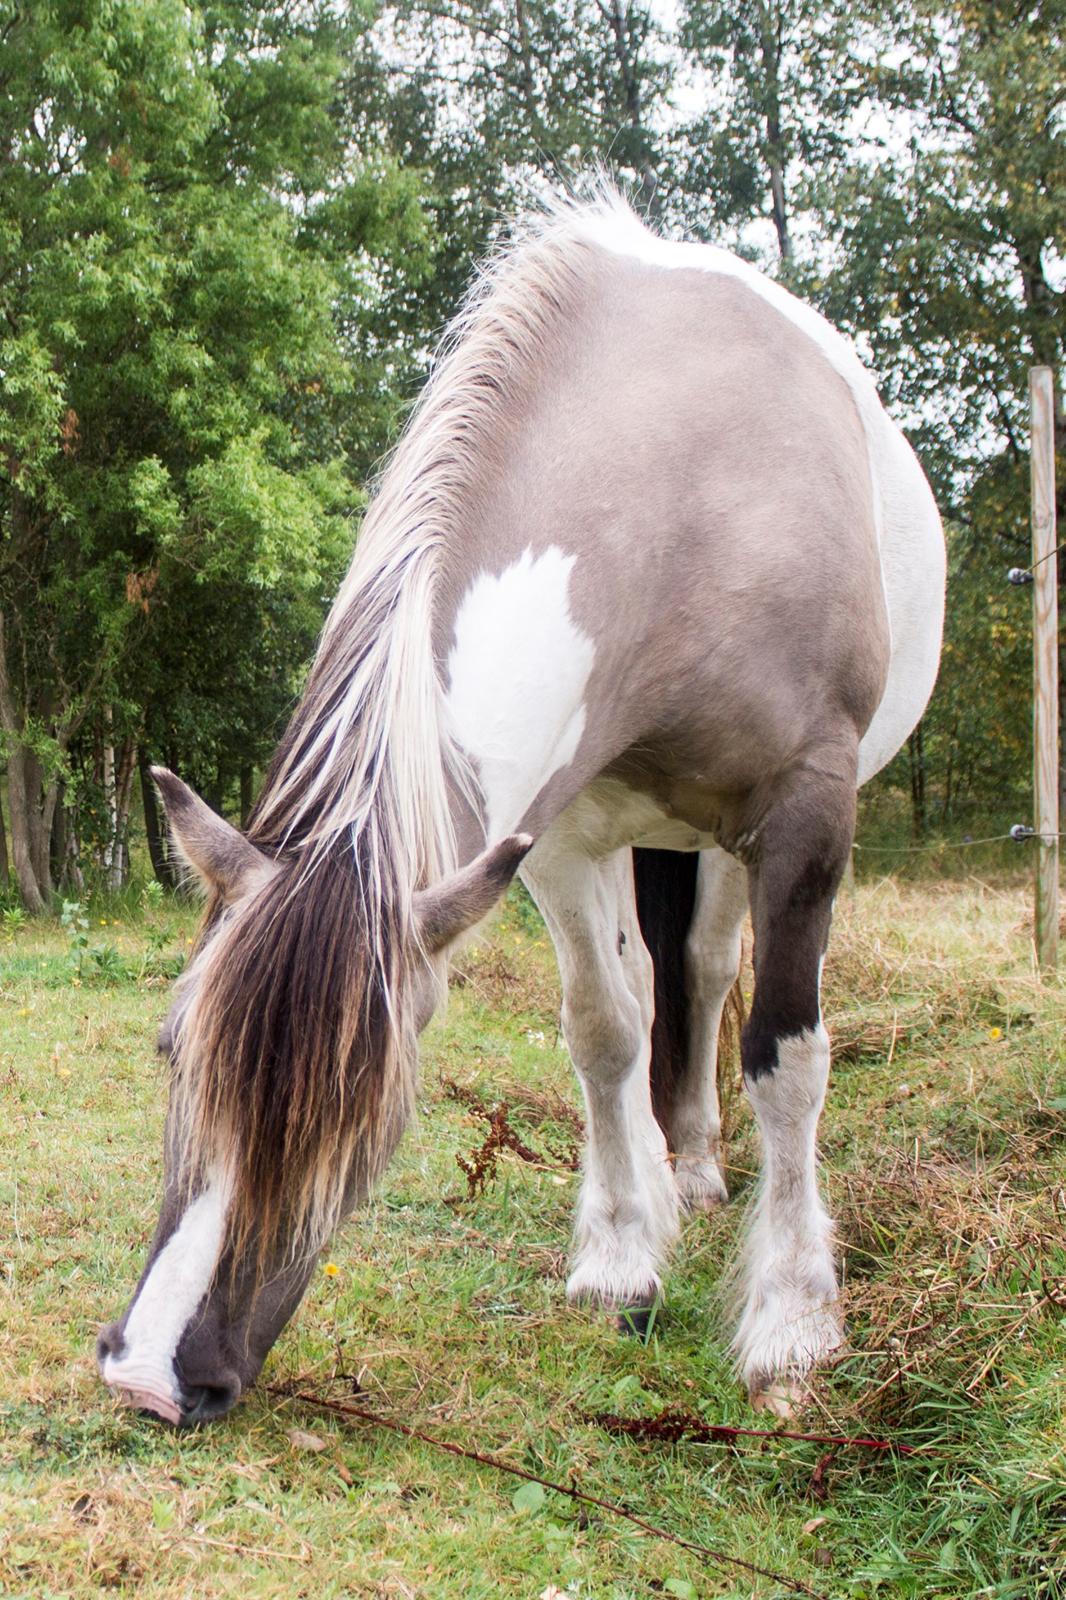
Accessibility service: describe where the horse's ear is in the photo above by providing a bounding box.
[151,767,273,903]
[414,834,533,955]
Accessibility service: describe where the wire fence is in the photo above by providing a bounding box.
[852,826,1062,857]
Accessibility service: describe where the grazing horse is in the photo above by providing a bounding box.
[98,187,944,1425]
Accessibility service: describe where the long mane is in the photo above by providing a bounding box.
[169,186,626,1271]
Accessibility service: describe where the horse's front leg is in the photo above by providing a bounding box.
[522,839,679,1318]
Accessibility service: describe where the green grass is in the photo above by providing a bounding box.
[1,879,1064,1598]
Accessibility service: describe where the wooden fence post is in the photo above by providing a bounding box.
[1030,366,1059,972]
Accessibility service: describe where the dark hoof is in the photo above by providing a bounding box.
[615,1299,660,1340]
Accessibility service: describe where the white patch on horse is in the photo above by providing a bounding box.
[445,547,595,839]
[732,1026,842,1405]
[854,419,944,782]
[101,1171,231,1414]
[576,199,945,788]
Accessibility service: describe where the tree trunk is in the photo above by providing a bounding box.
[757,3,793,264]
[50,784,66,888]
[512,0,559,174]
[908,724,927,839]
[54,792,85,896]
[23,746,52,895]
[767,156,792,263]
[5,746,46,911]
[0,613,46,910]
[941,717,958,824]
[0,776,8,889]
[39,773,59,899]
[606,0,659,218]
[112,739,137,890]
[102,706,117,882]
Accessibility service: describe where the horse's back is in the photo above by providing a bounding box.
[441,216,943,838]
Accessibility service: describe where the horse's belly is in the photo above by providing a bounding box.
[537,776,720,858]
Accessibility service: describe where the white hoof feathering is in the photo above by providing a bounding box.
[735,1026,842,1396]
[566,1169,679,1307]
[736,1296,843,1397]
[674,1154,729,1213]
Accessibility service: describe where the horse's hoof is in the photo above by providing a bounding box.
[749,1379,804,1418]
[615,1300,659,1340]
[674,1158,729,1214]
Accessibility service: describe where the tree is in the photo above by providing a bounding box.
[805,2,1064,824]
[0,0,432,907]
[353,0,673,349]
[810,1,1064,496]
[674,0,865,262]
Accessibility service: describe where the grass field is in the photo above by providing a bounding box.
[1,873,1064,1599]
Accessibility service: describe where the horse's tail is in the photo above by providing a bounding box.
[633,848,742,1145]
[633,848,699,1140]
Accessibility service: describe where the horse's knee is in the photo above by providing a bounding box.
[562,984,645,1085]
[685,943,742,1012]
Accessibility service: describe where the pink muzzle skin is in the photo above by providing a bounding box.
[113,1386,183,1426]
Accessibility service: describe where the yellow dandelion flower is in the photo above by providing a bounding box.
[16,1006,30,1017]
[989,1026,1002,1041]
[323,1262,340,1278]
[99,919,107,926]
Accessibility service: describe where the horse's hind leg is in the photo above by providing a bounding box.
[522,835,679,1315]
[672,848,748,1212]
[733,757,855,1413]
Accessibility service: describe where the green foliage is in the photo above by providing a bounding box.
[140,879,164,912]
[0,0,437,901]
[806,2,1065,490]
[59,898,89,979]
[87,942,126,984]
[675,0,863,258]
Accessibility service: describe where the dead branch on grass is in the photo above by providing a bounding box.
[443,1078,580,1197]
[589,1406,931,1455]
[265,1384,829,1598]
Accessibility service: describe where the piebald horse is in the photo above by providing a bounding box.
[98,188,944,1425]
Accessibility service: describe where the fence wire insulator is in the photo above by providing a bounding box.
[1010,823,1036,841]
[1007,567,1034,586]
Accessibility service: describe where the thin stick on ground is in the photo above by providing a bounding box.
[589,1407,933,1455]
[266,1385,829,1599]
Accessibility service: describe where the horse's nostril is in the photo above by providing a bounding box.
[180,1376,241,1425]
[96,1322,126,1367]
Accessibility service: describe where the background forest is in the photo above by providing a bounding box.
[0,0,1062,908]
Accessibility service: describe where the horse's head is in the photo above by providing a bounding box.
[97,770,529,1425]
